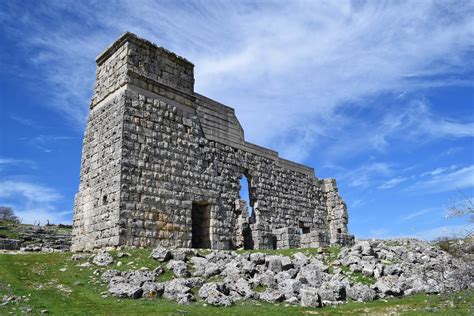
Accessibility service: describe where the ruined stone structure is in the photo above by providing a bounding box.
[71,32,353,252]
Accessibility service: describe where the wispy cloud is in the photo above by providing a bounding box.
[407,165,474,194]
[336,162,393,189]
[9,115,42,129]
[323,98,474,160]
[400,207,439,222]
[1,1,473,161]
[0,180,70,224]
[0,157,37,172]
[420,165,458,177]
[378,177,408,190]
[19,135,74,153]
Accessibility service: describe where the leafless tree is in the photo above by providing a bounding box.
[447,189,474,226]
[0,206,19,222]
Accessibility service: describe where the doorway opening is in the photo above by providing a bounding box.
[270,234,278,250]
[192,201,211,248]
[299,221,310,234]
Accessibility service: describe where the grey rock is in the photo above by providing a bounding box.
[250,253,266,265]
[259,288,285,303]
[166,260,190,278]
[108,282,143,299]
[199,282,233,306]
[300,287,321,307]
[150,246,172,262]
[109,276,127,285]
[275,271,292,284]
[101,269,121,283]
[280,256,294,270]
[176,293,195,305]
[123,268,156,286]
[172,248,196,261]
[297,263,326,287]
[318,281,346,302]
[163,278,192,300]
[93,251,113,266]
[374,275,403,297]
[278,279,303,300]
[266,255,282,273]
[141,281,164,299]
[234,278,255,299]
[347,283,377,302]
[292,252,310,268]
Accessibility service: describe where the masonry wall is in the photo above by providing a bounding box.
[71,92,125,251]
[72,32,353,251]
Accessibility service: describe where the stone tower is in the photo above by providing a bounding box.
[71,32,353,252]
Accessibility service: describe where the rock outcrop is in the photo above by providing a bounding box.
[93,238,473,307]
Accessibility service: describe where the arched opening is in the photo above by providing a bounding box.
[238,172,255,249]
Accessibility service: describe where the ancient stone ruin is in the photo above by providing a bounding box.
[71,32,353,252]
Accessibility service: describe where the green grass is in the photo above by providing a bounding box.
[339,265,376,285]
[0,220,22,239]
[0,251,472,315]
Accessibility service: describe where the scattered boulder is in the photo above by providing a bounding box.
[93,251,113,266]
[318,281,346,302]
[347,283,377,302]
[141,282,164,299]
[91,238,473,308]
[259,288,285,303]
[300,287,321,307]
[150,246,172,262]
[167,260,190,278]
[163,278,192,301]
[266,255,282,273]
[199,282,233,306]
[108,283,143,299]
[123,268,156,286]
[101,269,121,283]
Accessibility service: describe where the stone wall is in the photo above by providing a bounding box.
[72,32,353,251]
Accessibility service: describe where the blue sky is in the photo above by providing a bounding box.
[0,0,473,240]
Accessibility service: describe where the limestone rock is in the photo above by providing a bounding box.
[259,288,285,303]
[108,283,143,299]
[300,287,321,307]
[141,282,164,299]
[93,251,113,266]
[346,283,376,302]
[150,246,172,262]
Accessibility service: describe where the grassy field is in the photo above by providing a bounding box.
[0,249,472,315]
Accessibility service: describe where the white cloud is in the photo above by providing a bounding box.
[378,177,408,190]
[0,180,70,224]
[420,165,458,177]
[1,1,473,161]
[400,207,439,222]
[407,165,474,194]
[0,158,37,172]
[337,162,393,189]
[323,99,474,160]
[19,135,75,153]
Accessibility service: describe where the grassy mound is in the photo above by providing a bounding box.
[0,249,472,315]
